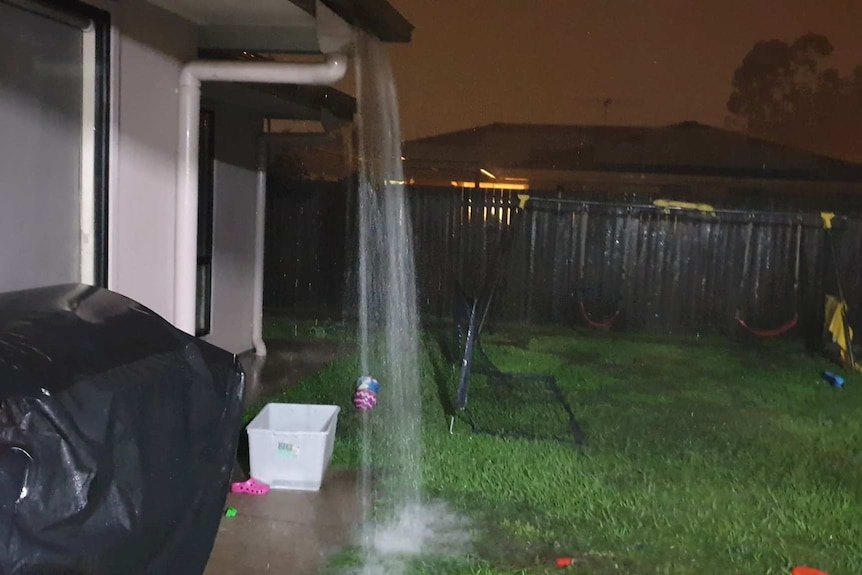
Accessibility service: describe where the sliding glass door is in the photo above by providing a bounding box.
[0,0,109,292]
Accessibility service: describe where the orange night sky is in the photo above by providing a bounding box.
[386,1,862,141]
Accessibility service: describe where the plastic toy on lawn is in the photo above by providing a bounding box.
[822,371,845,389]
[791,566,829,575]
[353,376,380,411]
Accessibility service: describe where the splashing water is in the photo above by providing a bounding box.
[352,31,471,574]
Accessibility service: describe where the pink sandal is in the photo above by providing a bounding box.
[231,477,270,495]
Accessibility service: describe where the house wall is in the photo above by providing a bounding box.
[84,0,270,354]
[106,0,197,321]
[67,0,314,353]
[201,98,261,354]
[91,0,263,352]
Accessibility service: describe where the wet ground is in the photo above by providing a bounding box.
[204,470,360,575]
[238,339,355,408]
[205,339,358,575]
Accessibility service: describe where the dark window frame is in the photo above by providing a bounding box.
[89,2,111,288]
[196,109,216,337]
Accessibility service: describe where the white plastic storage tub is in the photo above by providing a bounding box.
[246,403,340,491]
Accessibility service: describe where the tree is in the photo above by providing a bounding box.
[727,33,862,162]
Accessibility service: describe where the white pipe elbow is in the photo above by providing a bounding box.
[181,54,348,86]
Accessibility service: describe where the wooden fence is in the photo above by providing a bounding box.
[264,182,862,342]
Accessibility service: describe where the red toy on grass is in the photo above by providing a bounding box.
[791,567,828,575]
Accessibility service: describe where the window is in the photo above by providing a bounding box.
[0,0,110,291]
[196,109,215,336]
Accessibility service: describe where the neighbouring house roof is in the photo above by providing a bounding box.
[403,122,862,184]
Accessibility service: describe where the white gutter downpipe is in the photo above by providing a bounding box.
[175,55,348,336]
[251,138,268,357]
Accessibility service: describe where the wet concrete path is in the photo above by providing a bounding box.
[205,339,358,575]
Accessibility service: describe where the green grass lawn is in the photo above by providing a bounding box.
[251,324,862,575]
[262,314,356,342]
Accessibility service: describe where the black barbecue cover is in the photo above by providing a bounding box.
[0,284,245,575]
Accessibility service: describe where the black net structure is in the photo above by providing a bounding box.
[448,210,586,447]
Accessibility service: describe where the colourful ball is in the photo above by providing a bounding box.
[353,389,377,411]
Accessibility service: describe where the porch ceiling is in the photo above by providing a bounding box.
[146,0,411,53]
[146,0,314,27]
[201,82,355,126]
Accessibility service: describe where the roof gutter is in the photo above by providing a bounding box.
[318,0,413,43]
[293,0,412,44]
